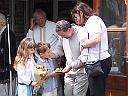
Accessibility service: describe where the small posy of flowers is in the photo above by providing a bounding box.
[34,64,47,81]
[33,64,47,95]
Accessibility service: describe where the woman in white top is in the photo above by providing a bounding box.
[68,2,112,96]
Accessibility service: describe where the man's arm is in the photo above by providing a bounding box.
[51,37,64,58]
[62,58,84,73]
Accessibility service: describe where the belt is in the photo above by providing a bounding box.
[18,83,27,85]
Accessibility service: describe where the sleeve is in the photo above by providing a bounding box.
[52,37,64,57]
[4,30,16,65]
[10,30,16,63]
[87,16,102,36]
[26,29,33,38]
[70,56,83,69]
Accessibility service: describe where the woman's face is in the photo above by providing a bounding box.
[73,13,85,26]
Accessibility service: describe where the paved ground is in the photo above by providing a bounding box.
[0,78,17,96]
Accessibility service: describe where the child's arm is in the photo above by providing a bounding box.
[45,71,59,78]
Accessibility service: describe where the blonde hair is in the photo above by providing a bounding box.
[14,38,35,70]
[36,42,50,54]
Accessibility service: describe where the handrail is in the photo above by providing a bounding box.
[107,28,127,32]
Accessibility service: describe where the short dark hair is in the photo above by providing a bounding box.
[56,20,71,32]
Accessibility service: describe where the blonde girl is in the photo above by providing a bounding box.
[14,37,38,96]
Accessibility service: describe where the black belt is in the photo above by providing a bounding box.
[18,83,27,85]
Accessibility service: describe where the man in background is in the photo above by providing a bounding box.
[0,12,17,96]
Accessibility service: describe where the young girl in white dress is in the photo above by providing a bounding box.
[14,37,38,96]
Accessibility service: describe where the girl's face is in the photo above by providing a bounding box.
[73,13,85,26]
[27,48,35,58]
[40,49,51,59]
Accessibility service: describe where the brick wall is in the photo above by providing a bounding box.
[0,0,9,15]
[0,0,27,46]
[15,0,26,46]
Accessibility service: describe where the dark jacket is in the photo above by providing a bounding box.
[0,27,16,82]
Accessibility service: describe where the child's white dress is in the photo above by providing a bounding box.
[17,57,35,96]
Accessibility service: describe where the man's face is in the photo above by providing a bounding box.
[57,28,74,39]
[35,14,46,27]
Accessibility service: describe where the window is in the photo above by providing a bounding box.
[99,0,127,74]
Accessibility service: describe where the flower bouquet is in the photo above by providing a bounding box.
[33,64,47,95]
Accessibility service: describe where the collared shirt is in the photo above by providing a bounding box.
[27,20,61,60]
[53,25,85,74]
[27,20,59,50]
[37,57,58,93]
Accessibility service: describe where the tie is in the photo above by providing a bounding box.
[40,26,46,42]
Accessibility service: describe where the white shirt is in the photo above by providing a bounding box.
[17,57,35,85]
[77,16,110,63]
[27,20,59,50]
[54,25,85,74]
[27,20,61,58]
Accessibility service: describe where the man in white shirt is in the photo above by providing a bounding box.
[52,20,88,96]
[27,9,59,50]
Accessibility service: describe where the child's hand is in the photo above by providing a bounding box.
[40,73,47,79]
[31,81,42,87]
[31,81,38,87]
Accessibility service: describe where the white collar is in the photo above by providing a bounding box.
[38,57,51,63]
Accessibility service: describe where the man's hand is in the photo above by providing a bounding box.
[30,18,36,30]
[62,64,72,73]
